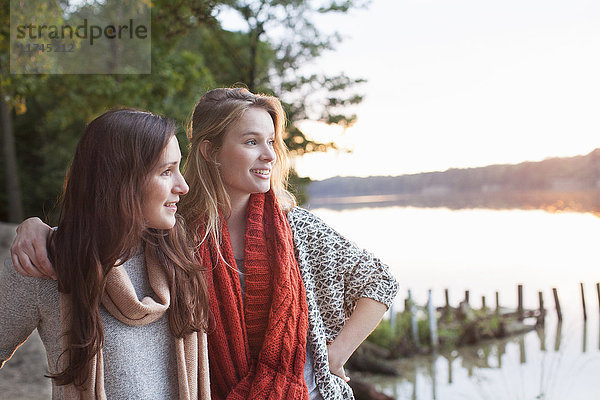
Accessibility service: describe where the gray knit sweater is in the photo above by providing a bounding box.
[0,252,179,400]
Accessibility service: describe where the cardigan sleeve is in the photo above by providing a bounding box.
[287,207,399,319]
[0,258,42,368]
[343,242,399,310]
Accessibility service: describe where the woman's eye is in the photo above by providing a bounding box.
[161,169,172,176]
[268,139,275,146]
[246,139,256,145]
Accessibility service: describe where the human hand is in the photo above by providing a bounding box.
[327,343,350,382]
[10,217,56,280]
[325,298,388,383]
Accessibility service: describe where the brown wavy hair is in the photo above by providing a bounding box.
[180,88,295,246]
[48,109,208,388]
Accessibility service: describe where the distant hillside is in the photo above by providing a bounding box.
[307,149,600,212]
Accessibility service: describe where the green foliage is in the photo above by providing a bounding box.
[367,306,526,359]
[437,327,461,345]
[367,311,426,358]
[2,0,366,221]
[287,169,312,206]
[367,317,394,349]
[417,318,431,344]
[200,0,366,153]
[1,1,217,222]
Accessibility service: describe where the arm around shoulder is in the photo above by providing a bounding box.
[10,217,55,279]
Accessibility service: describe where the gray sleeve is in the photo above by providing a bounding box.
[0,258,41,368]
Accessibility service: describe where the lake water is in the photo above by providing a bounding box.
[310,205,600,400]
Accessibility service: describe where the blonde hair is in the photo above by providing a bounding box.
[180,88,296,245]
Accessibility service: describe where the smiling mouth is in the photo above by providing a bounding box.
[164,202,178,210]
[250,169,271,176]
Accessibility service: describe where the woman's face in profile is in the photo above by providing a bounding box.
[141,136,189,229]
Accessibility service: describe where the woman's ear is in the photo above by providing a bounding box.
[199,140,212,161]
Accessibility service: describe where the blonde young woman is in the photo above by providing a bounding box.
[2,109,210,399]
[10,88,398,400]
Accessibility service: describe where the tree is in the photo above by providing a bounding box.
[0,88,24,223]
[1,0,366,221]
[0,0,218,222]
[197,0,367,154]
[0,0,62,222]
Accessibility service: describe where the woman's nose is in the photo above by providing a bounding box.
[174,171,189,195]
[261,144,276,163]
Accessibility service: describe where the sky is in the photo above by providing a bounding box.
[223,0,600,180]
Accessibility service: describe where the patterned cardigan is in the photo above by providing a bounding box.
[287,207,399,400]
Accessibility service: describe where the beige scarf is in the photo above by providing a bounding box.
[59,248,210,399]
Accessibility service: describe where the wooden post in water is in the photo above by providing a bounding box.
[553,287,562,321]
[580,282,587,321]
[408,290,419,346]
[554,319,563,351]
[537,291,545,326]
[596,283,600,315]
[427,289,439,349]
[517,284,524,320]
[583,318,588,353]
[596,282,600,315]
[481,295,486,310]
[464,290,470,305]
[444,288,450,313]
[536,319,546,351]
[519,334,526,364]
[495,291,500,314]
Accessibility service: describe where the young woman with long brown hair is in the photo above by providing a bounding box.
[1,109,210,399]
[10,88,398,400]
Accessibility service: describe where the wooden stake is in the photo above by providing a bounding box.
[581,282,587,321]
[495,291,500,314]
[537,291,545,326]
[408,290,419,346]
[553,287,562,321]
[517,284,524,320]
[596,282,599,315]
[427,290,438,349]
[554,319,562,351]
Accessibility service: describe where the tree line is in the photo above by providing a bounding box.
[308,149,600,198]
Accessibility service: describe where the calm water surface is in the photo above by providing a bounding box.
[311,206,600,400]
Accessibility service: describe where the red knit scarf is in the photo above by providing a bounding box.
[200,190,309,400]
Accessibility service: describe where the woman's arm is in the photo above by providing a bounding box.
[287,208,399,385]
[326,297,387,381]
[10,217,55,279]
[0,259,42,367]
